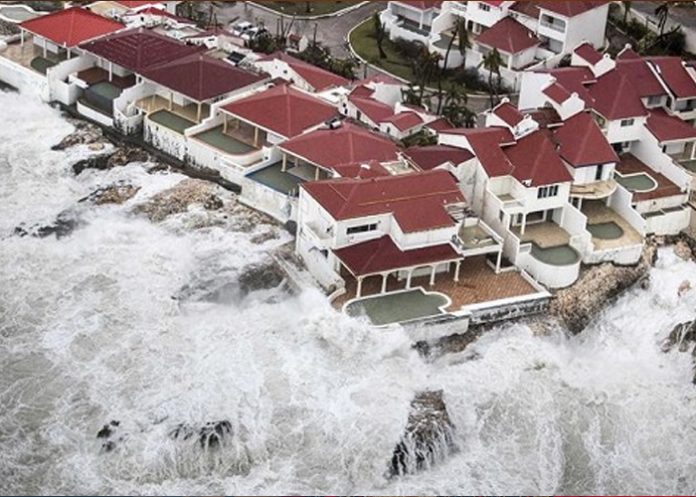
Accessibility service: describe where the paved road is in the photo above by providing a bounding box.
[204,1,385,58]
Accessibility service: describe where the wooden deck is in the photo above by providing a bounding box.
[333,256,538,312]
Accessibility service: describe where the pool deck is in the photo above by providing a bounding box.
[582,201,643,251]
[512,222,570,249]
[617,154,683,202]
[192,126,257,155]
[334,256,538,312]
[247,162,305,195]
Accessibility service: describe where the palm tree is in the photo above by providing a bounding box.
[442,86,475,128]
[479,48,504,107]
[413,47,441,103]
[437,18,470,113]
[655,2,671,37]
[402,83,422,107]
[373,13,387,59]
[622,1,632,24]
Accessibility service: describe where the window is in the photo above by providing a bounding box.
[347,224,378,235]
[478,3,491,11]
[595,164,605,181]
[499,210,505,223]
[647,95,662,106]
[620,118,635,127]
[537,185,559,199]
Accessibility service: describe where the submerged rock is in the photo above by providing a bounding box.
[550,241,657,335]
[170,420,233,450]
[238,261,286,296]
[390,391,456,477]
[95,420,121,454]
[14,210,81,240]
[133,179,224,222]
[53,119,107,151]
[72,147,153,175]
[662,321,696,384]
[80,183,141,206]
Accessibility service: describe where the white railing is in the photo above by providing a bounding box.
[539,19,566,33]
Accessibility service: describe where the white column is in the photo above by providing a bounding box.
[42,38,47,58]
[282,153,288,172]
[430,265,437,286]
[381,273,389,294]
[406,270,414,289]
[108,61,113,82]
[691,141,696,160]
[419,11,424,28]
[197,102,202,122]
[223,115,228,134]
[254,127,260,147]
[169,92,173,111]
[521,213,527,236]
[496,250,503,274]
[315,167,320,181]
[356,277,363,298]
[67,48,72,60]
[20,30,24,47]
[454,261,462,282]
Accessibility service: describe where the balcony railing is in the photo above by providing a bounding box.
[540,19,566,33]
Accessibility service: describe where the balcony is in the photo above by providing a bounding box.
[539,18,566,33]
[570,180,618,200]
[453,219,503,256]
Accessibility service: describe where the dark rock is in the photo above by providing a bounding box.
[101,441,116,453]
[133,179,224,222]
[170,420,233,450]
[106,147,152,168]
[390,391,456,477]
[110,420,120,427]
[80,184,141,206]
[96,425,112,439]
[238,261,286,296]
[53,120,106,151]
[71,154,113,175]
[550,241,657,335]
[662,321,696,353]
[14,210,80,240]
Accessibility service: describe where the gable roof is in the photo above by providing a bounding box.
[646,108,696,143]
[537,1,606,17]
[80,28,199,72]
[21,7,123,47]
[647,57,696,99]
[334,236,459,277]
[552,112,618,167]
[257,52,349,91]
[381,111,423,131]
[443,127,516,178]
[574,42,603,65]
[302,170,464,233]
[476,17,539,54]
[221,84,337,138]
[280,122,399,170]
[115,1,162,8]
[589,69,647,120]
[139,53,265,101]
[492,101,525,126]
[404,145,475,171]
[348,94,395,124]
[615,57,667,98]
[504,130,573,186]
[123,6,193,24]
[393,1,443,10]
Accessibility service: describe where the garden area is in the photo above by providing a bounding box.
[256,1,359,17]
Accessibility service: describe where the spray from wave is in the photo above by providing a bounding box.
[1,91,696,495]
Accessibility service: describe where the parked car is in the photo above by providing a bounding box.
[231,21,253,36]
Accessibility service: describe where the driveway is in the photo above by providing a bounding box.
[205,1,385,58]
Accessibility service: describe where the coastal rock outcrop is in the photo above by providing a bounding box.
[662,321,696,384]
[72,147,154,175]
[14,210,81,239]
[95,420,122,454]
[550,241,657,335]
[80,183,141,206]
[390,391,456,476]
[133,179,224,222]
[170,421,233,450]
[53,119,107,152]
[238,261,287,297]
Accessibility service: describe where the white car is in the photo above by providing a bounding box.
[231,21,253,36]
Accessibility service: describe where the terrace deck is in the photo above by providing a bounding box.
[617,154,684,202]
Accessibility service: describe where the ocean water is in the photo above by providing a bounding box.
[1,90,696,495]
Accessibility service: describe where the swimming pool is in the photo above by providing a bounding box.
[587,221,625,240]
[0,5,42,23]
[531,243,581,266]
[344,289,451,326]
[616,173,658,193]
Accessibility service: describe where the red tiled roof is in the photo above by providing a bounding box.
[334,236,459,277]
[80,28,199,72]
[381,111,423,131]
[348,94,395,124]
[257,52,349,91]
[426,117,454,132]
[404,145,474,171]
[493,101,524,126]
[617,46,641,60]
[647,57,696,99]
[332,160,391,179]
[616,57,667,98]
[140,53,264,101]
[504,130,573,186]
[552,112,618,167]
[116,1,160,8]
[20,7,123,48]
[443,127,516,178]
[302,170,464,233]
[574,42,603,65]
[543,82,572,104]
[589,70,647,120]
[123,6,193,24]
[222,84,337,139]
[537,1,607,17]
[476,17,539,54]
[349,85,375,98]
[527,107,562,129]
[280,122,399,170]
[393,1,443,10]
[544,66,596,101]
[646,109,696,143]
